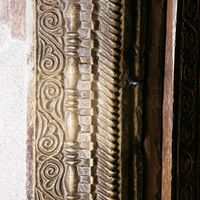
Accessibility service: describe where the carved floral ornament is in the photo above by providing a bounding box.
[26,0,200,199]
[33,0,128,199]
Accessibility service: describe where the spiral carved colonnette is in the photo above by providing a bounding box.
[97,0,122,199]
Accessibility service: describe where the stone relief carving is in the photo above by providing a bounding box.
[34,0,125,199]
[26,0,200,200]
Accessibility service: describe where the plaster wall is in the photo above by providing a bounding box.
[0,0,27,199]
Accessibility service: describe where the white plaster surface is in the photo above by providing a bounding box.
[0,22,27,200]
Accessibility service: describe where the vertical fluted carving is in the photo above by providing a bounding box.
[63,1,81,199]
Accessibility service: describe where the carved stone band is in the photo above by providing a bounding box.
[33,0,124,199]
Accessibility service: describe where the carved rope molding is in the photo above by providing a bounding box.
[34,0,124,200]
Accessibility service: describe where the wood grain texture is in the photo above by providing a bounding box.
[143,1,166,200]
[162,0,178,199]
[172,0,200,200]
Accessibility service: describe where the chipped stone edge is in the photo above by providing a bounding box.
[26,1,36,200]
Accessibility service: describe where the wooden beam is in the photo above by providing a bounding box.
[162,0,178,199]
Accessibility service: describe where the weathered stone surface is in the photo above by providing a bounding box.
[30,0,126,199]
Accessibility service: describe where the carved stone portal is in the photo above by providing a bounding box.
[28,0,145,200]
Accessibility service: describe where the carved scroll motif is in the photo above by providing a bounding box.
[35,0,65,199]
[34,0,124,199]
[173,0,200,199]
